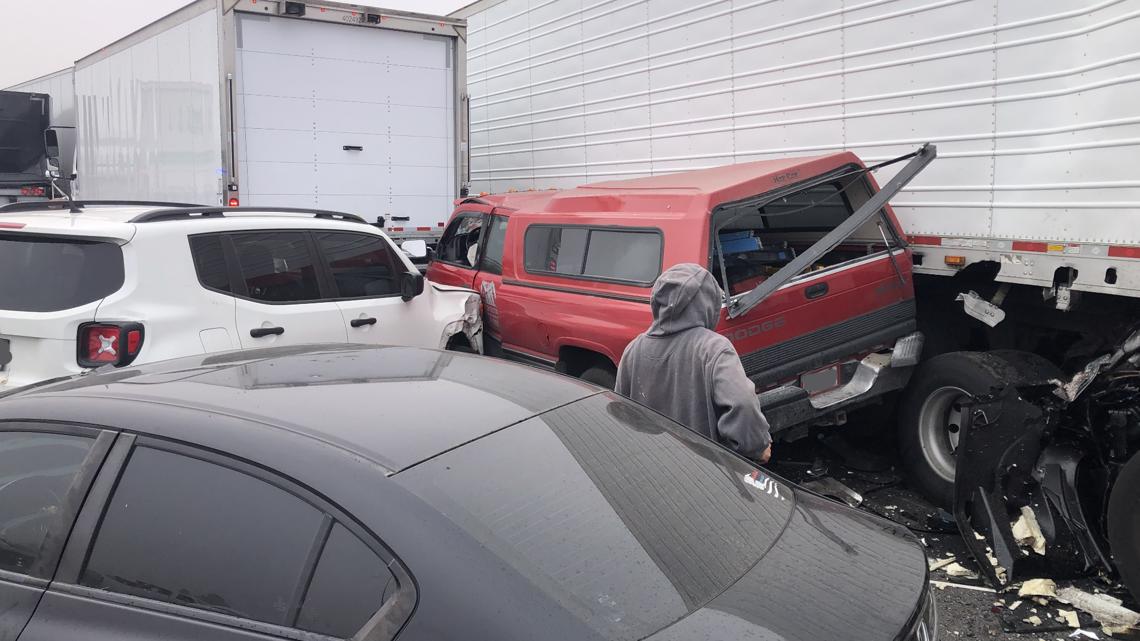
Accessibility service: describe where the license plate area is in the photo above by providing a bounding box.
[800,365,839,394]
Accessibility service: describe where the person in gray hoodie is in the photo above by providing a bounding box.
[616,263,773,463]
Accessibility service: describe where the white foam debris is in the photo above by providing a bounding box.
[929,556,958,571]
[944,562,977,578]
[1057,610,1080,628]
[1056,587,1140,635]
[1011,506,1048,555]
[1019,579,1059,599]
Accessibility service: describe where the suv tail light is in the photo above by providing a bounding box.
[20,186,46,197]
[77,322,145,368]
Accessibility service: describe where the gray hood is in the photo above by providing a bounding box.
[648,264,723,336]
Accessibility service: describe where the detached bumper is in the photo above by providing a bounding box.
[759,332,923,433]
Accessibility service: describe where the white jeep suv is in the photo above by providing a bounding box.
[0,201,482,391]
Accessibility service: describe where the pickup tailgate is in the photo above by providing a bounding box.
[0,231,126,390]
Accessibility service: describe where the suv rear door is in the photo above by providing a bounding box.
[226,231,347,348]
[0,233,126,390]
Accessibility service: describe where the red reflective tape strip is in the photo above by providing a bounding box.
[438,222,445,227]
[1109,245,1140,259]
[1012,241,1048,253]
[908,235,941,246]
[416,226,431,231]
[0,222,26,229]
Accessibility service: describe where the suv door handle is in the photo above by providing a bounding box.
[350,317,378,328]
[250,326,285,338]
[805,282,829,299]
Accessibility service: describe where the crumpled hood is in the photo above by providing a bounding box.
[648,264,723,336]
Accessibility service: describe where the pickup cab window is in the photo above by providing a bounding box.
[524,225,662,285]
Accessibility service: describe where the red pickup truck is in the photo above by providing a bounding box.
[429,145,935,436]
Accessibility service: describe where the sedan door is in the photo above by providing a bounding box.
[18,435,411,641]
[313,230,434,348]
[227,231,346,348]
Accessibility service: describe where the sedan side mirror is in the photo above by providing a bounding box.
[401,239,428,259]
[400,271,425,301]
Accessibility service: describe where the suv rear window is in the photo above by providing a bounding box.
[524,226,661,284]
[0,235,124,312]
[398,392,793,641]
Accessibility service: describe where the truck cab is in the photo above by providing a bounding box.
[0,90,59,204]
[428,148,931,432]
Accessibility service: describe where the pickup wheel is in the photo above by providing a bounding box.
[579,366,616,390]
[897,350,1060,509]
[1108,452,1140,605]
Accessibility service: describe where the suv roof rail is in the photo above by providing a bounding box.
[0,200,204,214]
[129,206,368,224]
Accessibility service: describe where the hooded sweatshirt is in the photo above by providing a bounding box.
[616,263,772,459]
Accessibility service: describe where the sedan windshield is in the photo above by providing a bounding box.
[398,392,794,641]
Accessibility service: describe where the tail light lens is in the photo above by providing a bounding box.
[20,186,46,197]
[77,322,145,368]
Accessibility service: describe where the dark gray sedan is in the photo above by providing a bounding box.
[0,345,935,641]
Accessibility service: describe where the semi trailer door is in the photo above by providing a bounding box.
[233,12,456,226]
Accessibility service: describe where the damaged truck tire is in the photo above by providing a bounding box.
[897,350,1060,509]
[1108,452,1140,604]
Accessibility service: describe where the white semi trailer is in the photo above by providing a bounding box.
[70,0,469,244]
[454,0,1140,304]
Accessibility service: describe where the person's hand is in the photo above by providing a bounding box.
[757,444,772,465]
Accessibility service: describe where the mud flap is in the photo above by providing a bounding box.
[953,387,1050,587]
[953,385,1113,588]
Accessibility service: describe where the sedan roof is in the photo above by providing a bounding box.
[1,345,599,473]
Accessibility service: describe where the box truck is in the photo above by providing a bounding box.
[71,0,469,244]
[451,0,1140,598]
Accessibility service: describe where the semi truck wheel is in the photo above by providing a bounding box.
[1108,452,1140,604]
[897,350,1060,509]
[580,366,616,390]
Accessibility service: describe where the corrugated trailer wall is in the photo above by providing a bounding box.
[461,0,1140,246]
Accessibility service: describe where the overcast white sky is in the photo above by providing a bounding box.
[1,0,469,88]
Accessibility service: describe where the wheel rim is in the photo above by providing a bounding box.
[917,385,969,483]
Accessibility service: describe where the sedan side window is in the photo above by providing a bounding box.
[79,445,400,638]
[0,432,93,576]
[296,523,398,637]
[316,232,402,298]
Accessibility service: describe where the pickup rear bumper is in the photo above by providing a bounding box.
[759,331,924,433]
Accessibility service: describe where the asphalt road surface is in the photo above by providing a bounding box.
[767,418,1138,641]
